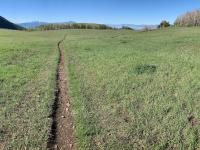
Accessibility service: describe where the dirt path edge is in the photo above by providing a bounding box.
[47,36,75,150]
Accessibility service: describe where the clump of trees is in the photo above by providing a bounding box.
[158,20,170,28]
[174,9,200,26]
[35,23,113,31]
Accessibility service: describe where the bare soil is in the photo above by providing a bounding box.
[0,143,5,150]
[48,37,75,150]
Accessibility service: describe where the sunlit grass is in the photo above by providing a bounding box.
[64,28,200,149]
[1,27,200,149]
[0,29,64,149]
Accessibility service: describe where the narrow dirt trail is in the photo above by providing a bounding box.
[48,36,75,150]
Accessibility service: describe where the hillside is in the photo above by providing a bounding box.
[0,16,24,30]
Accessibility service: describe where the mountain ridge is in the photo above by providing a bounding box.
[19,21,76,28]
[0,16,24,30]
[18,20,157,30]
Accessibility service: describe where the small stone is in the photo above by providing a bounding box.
[69,144,73,148]
[61,115,65,118]
[54,144,58,149]
[66,108,69,111]
[66,103,70,107]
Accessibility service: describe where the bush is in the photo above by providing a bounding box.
[135,64,157,74]
[158,20,170,28]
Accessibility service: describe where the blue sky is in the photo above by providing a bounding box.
[1,0,200,24]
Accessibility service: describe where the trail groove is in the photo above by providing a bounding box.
[48,36,75,150]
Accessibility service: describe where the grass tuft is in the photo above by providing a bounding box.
[135,64,157,74]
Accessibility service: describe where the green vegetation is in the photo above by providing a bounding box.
[0,29,64,149]
[2,27,200,149]
[158,20,170,28]
[63,28,200,149]
[35,23,113,31]
[135,64,157,74]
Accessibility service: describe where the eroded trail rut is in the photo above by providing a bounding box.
[48,36,75,150]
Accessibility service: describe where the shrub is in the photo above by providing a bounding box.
[135,64,157,74]
[158,20,170,28]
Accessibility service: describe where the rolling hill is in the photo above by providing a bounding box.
[0,16,24,30]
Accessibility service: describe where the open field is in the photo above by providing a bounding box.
[0,29,64,149]
[1,27,200,149]
[63,28,200,149]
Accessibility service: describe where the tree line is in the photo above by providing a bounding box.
[34,23,114,31]
[174,9,200,26]
[149,9,200,29]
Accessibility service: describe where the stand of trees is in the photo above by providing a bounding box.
[174,9,200,26]
[158,20,170,28]
[35,23,114,30]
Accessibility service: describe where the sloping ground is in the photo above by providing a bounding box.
[63,28,200,149]
[0,30,65,149]
[0,16,24,30]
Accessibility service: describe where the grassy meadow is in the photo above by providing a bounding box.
[1,27,200,149]
[0,29,64,149]
[63,28,200,149]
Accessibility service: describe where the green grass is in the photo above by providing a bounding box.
[0,29,64,149]
[63,28,200,149]
[2,27,200,149]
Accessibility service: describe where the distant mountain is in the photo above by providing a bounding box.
[19,21,76,28]
[19,21,48,28]
[108,24,158,30]
[53,21,76,24]
[17,20,158,30]
[0,16,24,30]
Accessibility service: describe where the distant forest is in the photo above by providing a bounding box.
[33,23,114,30]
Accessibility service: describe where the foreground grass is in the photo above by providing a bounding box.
[63,28,200,149]
[2,27,200,149]
[0,29,64,149]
